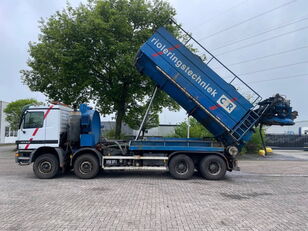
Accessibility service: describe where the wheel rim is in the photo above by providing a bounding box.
[39,160,52,174]
[175,160,188,175]
[79,161,93,175]
[208,161,221,175]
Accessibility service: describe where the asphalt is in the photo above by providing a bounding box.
[0,145,307,231]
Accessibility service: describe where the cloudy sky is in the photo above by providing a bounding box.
[1,0,307,124]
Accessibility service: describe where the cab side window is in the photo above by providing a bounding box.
[23,112,44,129]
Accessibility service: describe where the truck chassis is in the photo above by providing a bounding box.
[17,138,237,180]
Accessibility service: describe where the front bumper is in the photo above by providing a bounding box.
[15,151,32,165]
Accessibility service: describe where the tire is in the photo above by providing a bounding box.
[33,154,59,179]
[169,154,194,180]
[73,154,99,179]
[199,155,226,180]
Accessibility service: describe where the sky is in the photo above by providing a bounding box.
[0,0,307,125]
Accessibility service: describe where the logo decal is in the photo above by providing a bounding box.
[152,44,181,57]
[213,95,237,113]
[150,37,219,99]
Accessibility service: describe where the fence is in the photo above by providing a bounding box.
[266,134,308,148]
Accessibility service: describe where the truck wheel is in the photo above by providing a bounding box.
[199,155,226,180]
[169,154,194,180]
[33,154,59,179]
[74,154,99,179]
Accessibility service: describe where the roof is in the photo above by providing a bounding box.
[27,103,72,111]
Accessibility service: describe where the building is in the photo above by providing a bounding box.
[266,120,308,135]
[140,124,177,137]
[101,121,135,137]
[0,101,17,144]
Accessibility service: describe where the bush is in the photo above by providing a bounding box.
[241,127,266,154]
[169,117,212,138]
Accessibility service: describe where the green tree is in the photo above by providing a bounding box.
[4,99,42,130]
[21,0,179,138]
[171,117,213,138]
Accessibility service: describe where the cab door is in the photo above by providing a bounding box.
[17,110,46,150]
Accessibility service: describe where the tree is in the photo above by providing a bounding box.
[4,99,42,131]
[21,0,180,138]
[171,117,213,138]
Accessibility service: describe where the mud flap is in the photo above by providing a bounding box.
[233,159,240,171]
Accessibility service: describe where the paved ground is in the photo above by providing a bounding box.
[0,145,307,231]
[239,149,308,162]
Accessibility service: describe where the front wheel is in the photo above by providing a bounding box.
[169,154,194,180]
[33,154,59,179]
[199,155,226,180]
[73,154,99,179]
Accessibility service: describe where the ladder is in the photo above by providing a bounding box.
[231,105,269,141]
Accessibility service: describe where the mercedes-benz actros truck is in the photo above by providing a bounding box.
[15,21,297,180]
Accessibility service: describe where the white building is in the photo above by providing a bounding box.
[139,124,176,137]
[0,101,17,144]
[101,121,135,137]
[266,120,308,135]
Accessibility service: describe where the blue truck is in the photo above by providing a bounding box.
[15,22,297,180]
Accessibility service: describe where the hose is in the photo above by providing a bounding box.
[259,124,267,156]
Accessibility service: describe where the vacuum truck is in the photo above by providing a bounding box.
[15,22,297,180]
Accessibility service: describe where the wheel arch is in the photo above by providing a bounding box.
[71,148,102,167]
[30,147,65,168]
[168,151,232,170]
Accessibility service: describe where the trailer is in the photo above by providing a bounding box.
[15,21,297,180]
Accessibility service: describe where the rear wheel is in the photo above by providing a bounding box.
[169,154,194,180]
[33,154,59,179]
[199,155,226,180]
[74,154,99,179]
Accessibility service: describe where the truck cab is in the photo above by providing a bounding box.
[16,104,72,177]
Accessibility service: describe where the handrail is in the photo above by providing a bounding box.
[166,18,262,105]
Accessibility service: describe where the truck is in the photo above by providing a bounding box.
[15,21,297,180]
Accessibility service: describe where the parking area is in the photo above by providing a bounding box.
[0,145,307,231]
